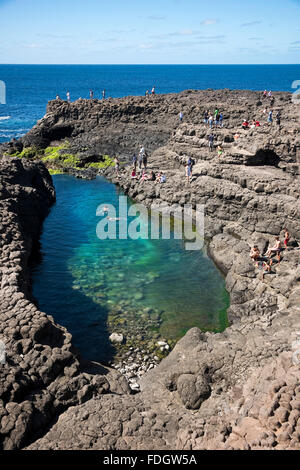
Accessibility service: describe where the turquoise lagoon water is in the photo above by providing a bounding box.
[32,174,229,363]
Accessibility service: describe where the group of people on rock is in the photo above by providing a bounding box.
[242,109,281,129]
[127,145,166,183]
[203,108,224,128]
[145,87,156,97]
[249,229,290,276]
[56,89,107,102]
[131,167,166,184]
[262,90,275,106]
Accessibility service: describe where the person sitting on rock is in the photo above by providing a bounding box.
[156,172,161,182]
[265,236,282,258]
[149,170,156,181]
[217,145,224,158]
[131,168,137,179]
[242,119,249,130]
[234,132,240,141]
[141,170,148,181]
[160,173,166,183]
[250,245,260,261]
[261,259,273,278]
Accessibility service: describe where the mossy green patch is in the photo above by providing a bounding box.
[88,155,115,169]
[49,169,65,175]
[6,147,42,159]
[7,142,115,173]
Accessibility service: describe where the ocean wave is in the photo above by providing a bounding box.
[0,116,11,121]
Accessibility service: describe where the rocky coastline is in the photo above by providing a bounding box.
[0,89,300,450]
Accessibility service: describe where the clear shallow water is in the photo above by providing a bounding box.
[1,64,299,143]
[31,175,229,363]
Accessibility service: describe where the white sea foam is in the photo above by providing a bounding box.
[0,116,11,121]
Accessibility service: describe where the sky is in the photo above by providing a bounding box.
[0,0,299,64]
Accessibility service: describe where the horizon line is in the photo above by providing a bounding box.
[0,63,299,66]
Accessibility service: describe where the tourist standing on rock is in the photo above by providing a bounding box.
[89,90,94,99]
[185,163,192,183]
[151,86,155,95]
[219,112,223,127]
[145,90,149,97]
[179,111,183,122]
[132,153,137,169]
[283,228,290,248]
[187,156,195,170]
[138,146,145,170]
[66,91,70,102]
[142,152,148,170]
[203,110,209,124]
[208,133,215,152]
[102,89,106,99]
[276,111,281,126]
[208,114,214,129]
[268,109,273,124]
[114,157,120,176]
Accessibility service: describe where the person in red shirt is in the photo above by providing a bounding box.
[284,228,290,248]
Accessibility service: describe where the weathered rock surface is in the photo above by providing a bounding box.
[1,89,300,450]
[0,157,130,450]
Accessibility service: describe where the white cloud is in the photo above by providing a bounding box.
[200,19,218,25]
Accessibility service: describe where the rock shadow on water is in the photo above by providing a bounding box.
[30,246,116,365]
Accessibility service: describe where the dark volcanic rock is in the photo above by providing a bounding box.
[0,156,130,450]
[1,89,300,450]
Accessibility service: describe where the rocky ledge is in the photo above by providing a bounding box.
[1,89,300,450]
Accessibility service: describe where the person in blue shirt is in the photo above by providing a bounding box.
[268,110,273,123]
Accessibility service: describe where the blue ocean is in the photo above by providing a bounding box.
[0,64,300,143]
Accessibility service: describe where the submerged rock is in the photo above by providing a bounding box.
[109,332,124,344]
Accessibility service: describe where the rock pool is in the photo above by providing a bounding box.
[31,174,229,364]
